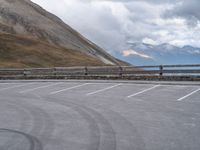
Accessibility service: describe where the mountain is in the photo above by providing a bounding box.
[0,33,105,67]
[0,0,126,68]
[116,42,200,66]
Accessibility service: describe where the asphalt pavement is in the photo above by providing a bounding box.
[0,80,200,150]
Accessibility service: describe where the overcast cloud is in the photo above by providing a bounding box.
[31,0,200,54]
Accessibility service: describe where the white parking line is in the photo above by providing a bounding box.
[177,88,200,101]
[0,83,17,85]
[127,85,160,98]
[86,84,122,96]
[50,83,90,95]
[0,83,35,92]
[20,83,62,93]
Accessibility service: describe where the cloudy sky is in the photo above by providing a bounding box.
[31,0,200,65]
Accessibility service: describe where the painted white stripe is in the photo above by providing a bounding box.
[177,88,200,101]
[0,83,16,85]
[20,83,62,93]
[86,84,122,96]
[127,85,160,98]
[0,83,35,91]
[50,83,90,95]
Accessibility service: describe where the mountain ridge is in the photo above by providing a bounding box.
[117,42,200,66]
[0,0,127,68]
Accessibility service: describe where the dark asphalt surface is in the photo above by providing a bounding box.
[0,80,200,150]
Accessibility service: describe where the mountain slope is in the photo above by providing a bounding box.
[0,33,106,68]
[0,0,125,68]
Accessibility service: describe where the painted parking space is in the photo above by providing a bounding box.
[126,84,199,102]
[0,81,199,101]
[84,83,155,99]
[177,88,200,101]
[49,83,120,97]
[178,90,200,103]
[26,82,81,95]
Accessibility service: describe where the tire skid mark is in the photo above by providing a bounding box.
[76,103,117,150]
[17,98,55,143]
[65,103,101,150]
[45,96,117,150]
[25,104,55,141]
[83,98,146,150]
[1,98,55,149]
[0,101,32,131]
[0,100,44,150]
[0,128,42,150]
[50,96,145,150]
[41,97,101,150]
[65,98,145,150]
[49,94,144,150]
[0,102,33,149]
[27,93,101,150]
[99,108,146,150]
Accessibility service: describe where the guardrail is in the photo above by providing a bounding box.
[0,64,200,81]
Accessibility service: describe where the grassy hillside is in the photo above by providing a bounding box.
[0,33,105,68]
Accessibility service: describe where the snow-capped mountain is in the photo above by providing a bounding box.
[116,43,200,66]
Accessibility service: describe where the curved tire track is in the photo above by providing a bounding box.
[99,108,146,150]
[0,98,56,150]
[0,128,42,150]
[44,96,117,150]
[0,101,44,150]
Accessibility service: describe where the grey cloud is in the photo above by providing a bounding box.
[163,0,200,26]
[31,0,200,53]
[84,0,181,4]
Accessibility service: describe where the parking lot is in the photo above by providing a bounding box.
[0,80,200,150]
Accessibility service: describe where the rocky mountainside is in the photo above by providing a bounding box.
[0,0,126,68]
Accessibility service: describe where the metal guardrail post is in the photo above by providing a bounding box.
[85,66,88,76]
[119,66,123,77]
[159,65,163,76]
[53,68,57,76]
[23,69,26,77]
[0,64,199,79]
